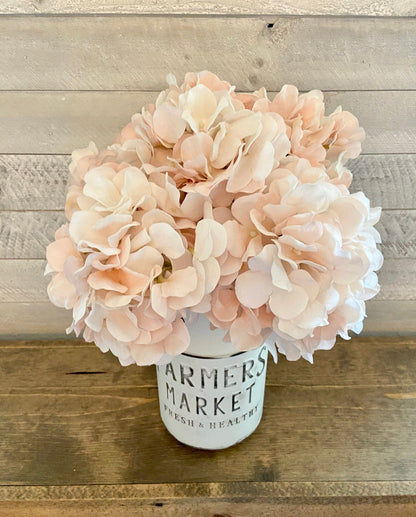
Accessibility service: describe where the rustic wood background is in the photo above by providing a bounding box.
[0,3,416,515]
[0,5,415,336]
[0,336,416,515]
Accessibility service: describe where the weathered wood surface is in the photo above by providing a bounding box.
[0,17,415,91]
[1,257,410,304]
[350,154,416,210]
[0,209,412,259]
[1,493,416,517]
[0,486,416,517]
[1,335,414,388]
[1,300,415,336]
[1,0,415,16]
[2,300,415,336]
[1,502,416,517]
[0,337,416,491]
[0,155,69,211]
[1,91,414,155]
[0,302,72,336]
[0,212,65,258]
[2,153,415,211]
[0,5,414,513]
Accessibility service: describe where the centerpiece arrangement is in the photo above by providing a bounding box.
[46,71,383,449]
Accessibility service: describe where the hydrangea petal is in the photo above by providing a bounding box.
[148,222,185,259]
[269,284,309,319]
[106,308,141,342]
[235,270,272,309]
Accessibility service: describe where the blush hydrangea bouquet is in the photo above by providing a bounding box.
[46,71,383,367]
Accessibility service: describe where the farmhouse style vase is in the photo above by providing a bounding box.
[156,315,268,449]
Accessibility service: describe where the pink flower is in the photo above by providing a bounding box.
[231,159,382,361]
[325,108,365,164]
[112,72,290,197]
[250,85,365,168]
[46,71,381,366]
[46,160,228,365]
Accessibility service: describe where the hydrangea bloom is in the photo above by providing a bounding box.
[46,71,382,366]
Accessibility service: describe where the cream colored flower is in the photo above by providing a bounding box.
[46,71,380,366]
[46,159,229,365]
[231,158,382,360]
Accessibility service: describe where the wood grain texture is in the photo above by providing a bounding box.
[377,211,416,259]
[0,17,415,91]
[2,501,416,517]
[0,3,414,509]
[1,0,415,16]
[0,91,415,155]
[1,482,416,517]
[2,154,416,211]
[0,335,414,388]
[0,211,65,259]
[0,258,410,300]
[0,337,416,488]
[2,258,411,301]
[1,501,416,517]
[0,300,415,337]
[350,154,416,210]
[1,209,411,259]
[0,155,69,211]
[0,302,72,335]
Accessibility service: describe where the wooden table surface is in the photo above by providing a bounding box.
[1,336,416,516]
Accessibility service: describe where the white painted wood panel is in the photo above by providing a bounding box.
[0,258,412,303]
[0,155,69,211]
[0,9,414,338]
[0,212,65,259]
[1,0,414,16]
[1,300,414,336]
[2,154,414,212]
[0,17,414,90]
[0,210,410,259]
[350,155,416,210]
[0,91,414,155]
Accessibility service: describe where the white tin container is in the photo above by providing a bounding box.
[156,315,268,450]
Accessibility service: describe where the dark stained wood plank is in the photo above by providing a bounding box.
[1,338,416,485]
[1,336,415,389]
[2,479,416,499]
[0,91,414,154]
[0,17,415,91]
[1,497,416,517]
[1,483,416,516]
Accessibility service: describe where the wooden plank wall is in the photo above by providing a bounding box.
[0,3,415,336]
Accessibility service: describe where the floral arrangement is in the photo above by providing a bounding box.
[46,71,383,366]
